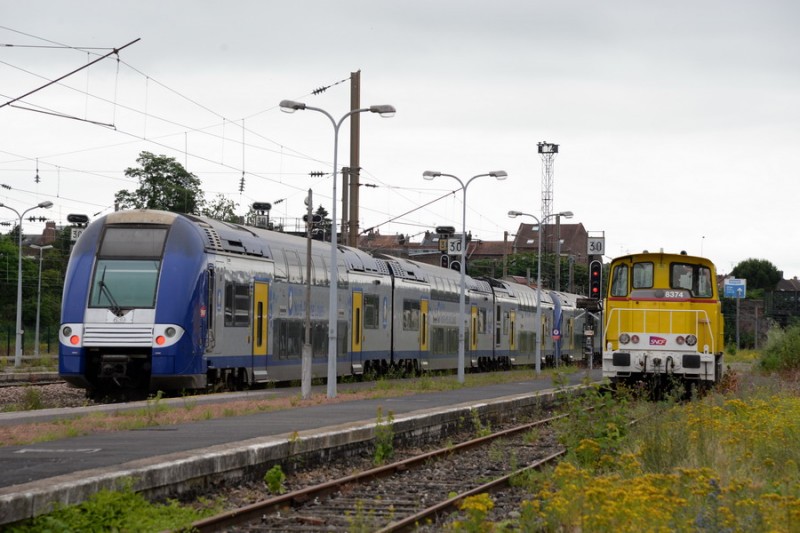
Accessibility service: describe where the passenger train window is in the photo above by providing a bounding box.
[364,294,380,329]
[403,300,420,331]
[224,281,250,327]
[477,308,487,334]
[610,264,629,297]
[285,251,302,284]
[632,262,653,289]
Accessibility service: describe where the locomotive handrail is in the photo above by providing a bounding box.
[603,307,716,353]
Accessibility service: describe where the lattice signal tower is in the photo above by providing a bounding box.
[537,141,559,254]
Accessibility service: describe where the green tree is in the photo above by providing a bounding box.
[202,194,240,223]
[115,152,204,214]
[730,258,782,293]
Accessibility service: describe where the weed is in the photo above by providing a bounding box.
[264,464,286,495]
[487,439,505,462]
[144,391,166,426]
[22,387,44,411]
[373,407,395,465]
[6,478,217,531]
[470,408,491,438]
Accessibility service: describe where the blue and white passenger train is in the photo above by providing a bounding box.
[59,209,594,398]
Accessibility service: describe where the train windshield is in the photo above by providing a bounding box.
[88,225,168,310]
[89,260,161,309]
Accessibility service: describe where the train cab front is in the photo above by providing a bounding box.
[602,332,718,384]
[59,320,189,398]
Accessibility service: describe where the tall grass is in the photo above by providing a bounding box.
[510,380,800,532]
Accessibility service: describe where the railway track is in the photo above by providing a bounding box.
[187,413,568,532]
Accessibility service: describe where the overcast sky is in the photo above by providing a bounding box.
[1,1,798,280]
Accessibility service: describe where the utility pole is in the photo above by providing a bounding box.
[348,70,361,248]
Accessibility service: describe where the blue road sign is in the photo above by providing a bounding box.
[724,278,746,299]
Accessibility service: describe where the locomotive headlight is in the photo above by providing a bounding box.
[631,335,640,344]
[62,326,72,337]
[676,336,685,345]
[165,327,177,338]
[619,333,630,344]
[686,334,698,346]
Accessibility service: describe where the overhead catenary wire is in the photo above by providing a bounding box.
[0,38,140,111]
[0,30,508,236]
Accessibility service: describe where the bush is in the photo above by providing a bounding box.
[760,324,800,371]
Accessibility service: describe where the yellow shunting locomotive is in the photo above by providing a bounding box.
[602,251,724,392]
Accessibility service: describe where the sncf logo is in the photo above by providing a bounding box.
[649,336,667,346]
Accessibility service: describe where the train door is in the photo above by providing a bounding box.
[252,281,269,382]
[470,305,479,352]
[509,310,517,351]
[352,290,363,362]
[420,299,429,354]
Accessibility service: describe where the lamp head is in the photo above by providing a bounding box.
[508,210,522,218]
[369,104,396,118]
[38,201,53,209]
[558,210,574,218]
[490,170,508,180]
[279,99,306,113]
[423,170,441,180]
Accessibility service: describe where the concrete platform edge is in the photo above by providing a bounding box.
[0,384,576,526]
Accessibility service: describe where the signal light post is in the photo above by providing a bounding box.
[589,260,602,299]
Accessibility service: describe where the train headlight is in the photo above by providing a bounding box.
[631,335,640,344]
[686,334,698,346]
[151,325,185,348]
[676,336,685,345]
[619,333,630,344]
[62,326,72,337]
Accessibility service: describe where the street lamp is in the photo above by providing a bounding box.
[280,99,395,398]
[423,170,508,383]
[30,244,53,357]
[508,209,573,374]
[0,200,53,366]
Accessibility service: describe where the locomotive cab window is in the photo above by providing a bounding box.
[610,264,629,297]
[671,263,713,298]
[632,262,654,289]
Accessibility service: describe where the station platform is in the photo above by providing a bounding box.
[0,369,601,526]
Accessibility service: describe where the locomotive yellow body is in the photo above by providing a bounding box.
[602,251,724,391]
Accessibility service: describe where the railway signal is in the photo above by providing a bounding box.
[440,254,449,269]
[590,260,602,298]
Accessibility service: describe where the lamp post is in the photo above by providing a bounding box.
[30,244,53,357]
[508,209,573,374]
[0,200,54,366]
[280,99,395,398]
[423,170,508,383]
